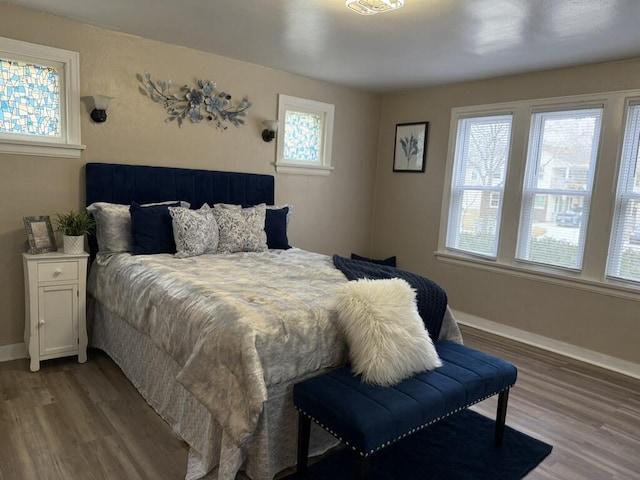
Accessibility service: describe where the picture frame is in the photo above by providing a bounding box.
[23,215,57,254]
[393,121,428,172]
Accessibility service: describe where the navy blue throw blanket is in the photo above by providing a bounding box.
[332,255,447,342]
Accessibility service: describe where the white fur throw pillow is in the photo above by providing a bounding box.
[336,278,442,386]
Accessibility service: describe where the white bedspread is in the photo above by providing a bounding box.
[89,250,348,444]
[88,248,462,480]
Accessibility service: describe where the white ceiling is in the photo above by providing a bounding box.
[8,0,640,92]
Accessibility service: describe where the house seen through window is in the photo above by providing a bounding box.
[446,114,512,258]
[440,91,640,294]
[516,108,602,270]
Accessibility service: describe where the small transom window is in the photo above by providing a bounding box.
[275,94,334,176]
[1,58,61,137]
[0,36,84,158]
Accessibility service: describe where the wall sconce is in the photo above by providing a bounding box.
[262,120,278,142]
[90,95,113,123]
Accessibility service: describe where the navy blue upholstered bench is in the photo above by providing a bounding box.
[293,341,518,480]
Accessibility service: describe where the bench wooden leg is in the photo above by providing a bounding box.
[356,455,372,480]
[494,388,510,446]
[296,413,311,479]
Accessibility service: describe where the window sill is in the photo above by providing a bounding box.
[434,250,640,302]
[0,138,86,158]
[274,162,333,176]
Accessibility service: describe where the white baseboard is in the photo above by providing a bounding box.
[453,309,640,381]
[0,342,26,362]
[4,315,640,380]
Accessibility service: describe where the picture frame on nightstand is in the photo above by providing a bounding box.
[23,215,57,254]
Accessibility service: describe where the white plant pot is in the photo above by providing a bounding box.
[63,235,85,255]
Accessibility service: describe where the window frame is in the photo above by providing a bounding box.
[0,36,84,158]
[437,90,640,299]
[606,99,640,284]
[515,105,604,271]
[274,94,334,176]
[445,112,514,259]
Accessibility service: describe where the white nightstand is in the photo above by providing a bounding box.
[22,251,89,372]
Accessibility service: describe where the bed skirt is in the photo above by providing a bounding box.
[88,297,340,480]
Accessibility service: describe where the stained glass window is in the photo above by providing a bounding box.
[0,58,61,137]
[0,37,82,157]
[283,110,323,162]
[275,94,335,176]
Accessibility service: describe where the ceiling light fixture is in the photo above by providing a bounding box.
[345,0,404,15]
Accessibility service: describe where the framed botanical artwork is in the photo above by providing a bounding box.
[24,215,57,254]
[393,121,428,172]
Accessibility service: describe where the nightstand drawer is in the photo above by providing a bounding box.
[37,262,78,282]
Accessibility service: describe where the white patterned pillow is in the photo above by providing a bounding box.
[214,203,293,224]
[169,204,219,258]
[213,203,242,210]
[213,204,267,254]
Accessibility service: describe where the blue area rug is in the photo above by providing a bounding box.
[283,409,552,480]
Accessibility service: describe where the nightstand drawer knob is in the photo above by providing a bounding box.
[38,320,45,327]
[53,269,62,276]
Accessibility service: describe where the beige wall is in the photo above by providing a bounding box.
[0,3,381,347]
[373,58,640,364]
[2,3,638,369]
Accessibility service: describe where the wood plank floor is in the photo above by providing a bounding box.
[0,352,188,480]
[461,326,640,480]
[1,327,639,479]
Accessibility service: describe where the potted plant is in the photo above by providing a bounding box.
[54,209,96,254]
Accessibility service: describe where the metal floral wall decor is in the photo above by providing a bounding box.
[139,73,251,130]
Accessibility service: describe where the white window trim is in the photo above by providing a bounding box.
[443,108,515,260]
[0,36,85,158]
[437,89,640,297]
[434,249,640,302]
[606,99,640,282]
[274,94,334,176]
[515,106,603,271]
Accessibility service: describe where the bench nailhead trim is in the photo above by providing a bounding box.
[296,383,514,457]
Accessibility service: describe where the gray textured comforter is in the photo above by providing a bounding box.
[87,248,462,479]
[89,249,349,444]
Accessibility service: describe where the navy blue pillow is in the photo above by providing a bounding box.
[130,202,179,255]
[265,207,291,250]
[350,253,397,267]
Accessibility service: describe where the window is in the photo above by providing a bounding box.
[516,108,602,270]
[0,36,83,157]
[445,114,512,258]
[1,59,60,137]
[607,102,640,283]
[439,91,640,296]
[275,94,334,175]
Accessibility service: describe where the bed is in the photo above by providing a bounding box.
[84,162,463,480]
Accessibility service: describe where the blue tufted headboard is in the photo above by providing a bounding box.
[85,162,275,257]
